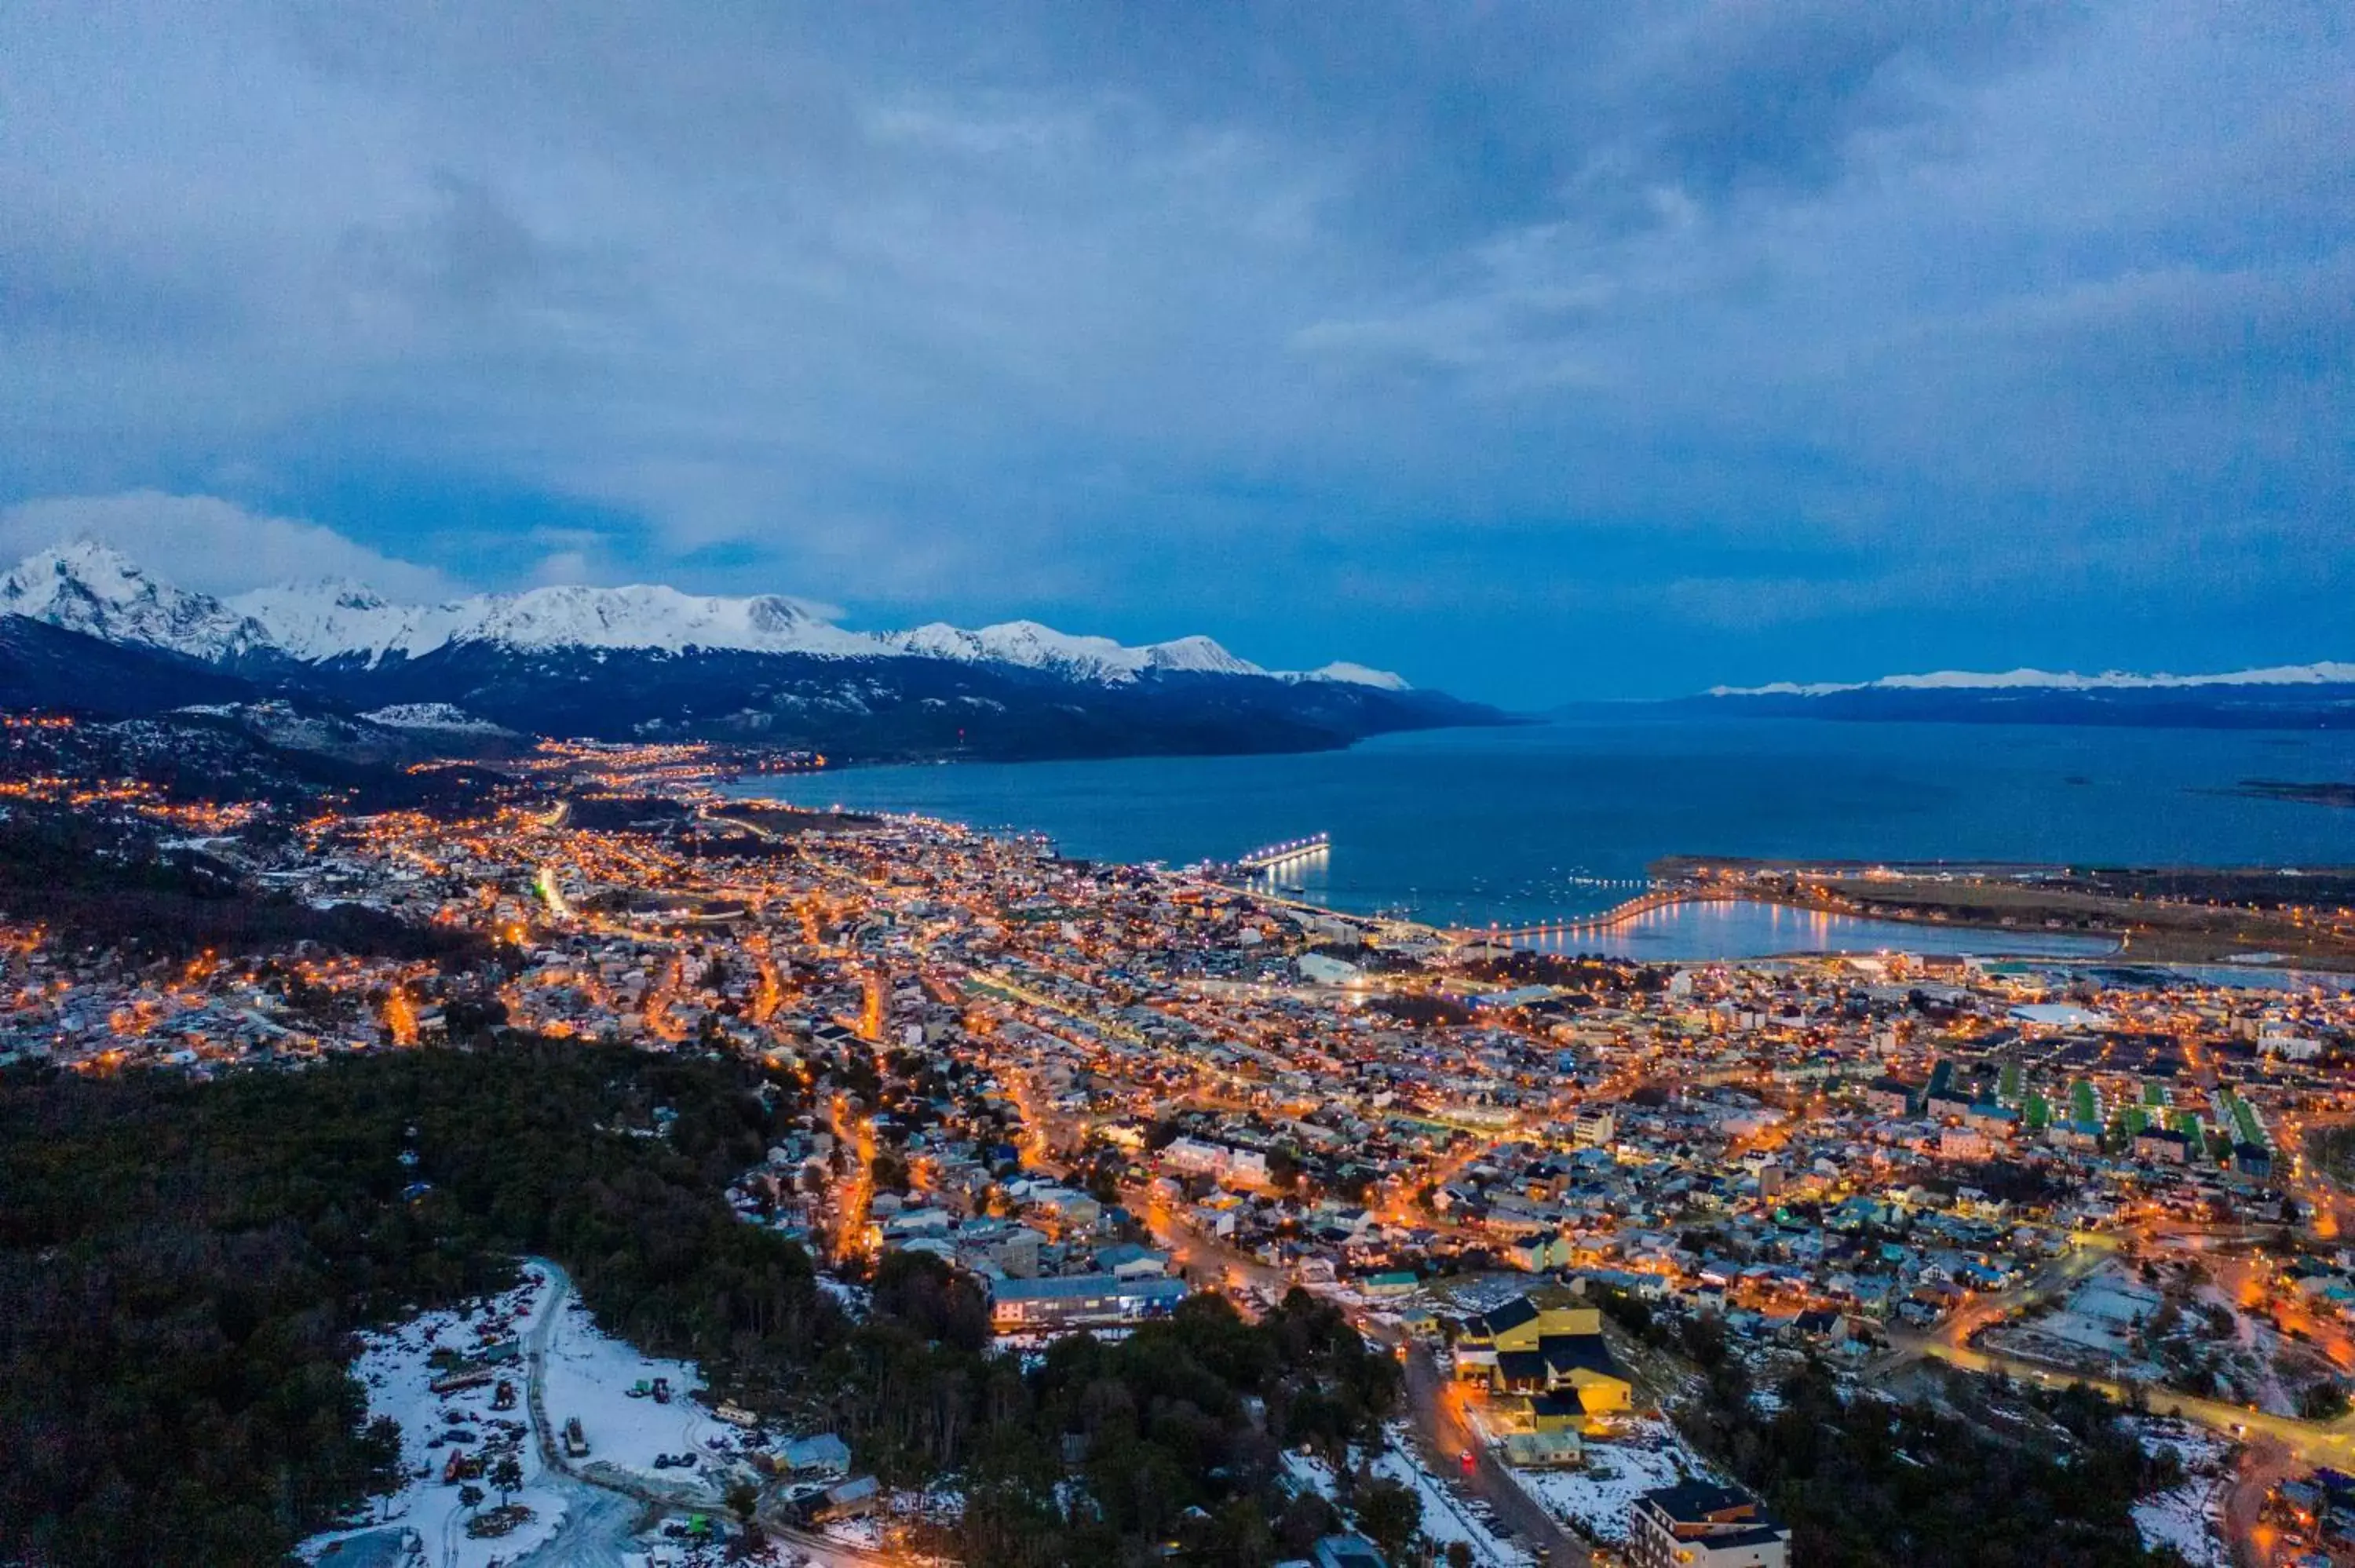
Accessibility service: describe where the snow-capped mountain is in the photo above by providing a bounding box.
[0,542,276,662]
[225,579,454,665]
[1291,661,1410,693]
[1687,659,2355,731]
[0,540,1481,760]
[889,620,1269,683]
[1710,662,2355,698]
[232,578,884,665]
[184,551,1400,687]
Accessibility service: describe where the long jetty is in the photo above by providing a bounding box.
[1451,886,1740,943]
[1231,832,1331,873]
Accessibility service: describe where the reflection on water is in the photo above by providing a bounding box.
[1510,898,2117,962]
[2132,964,2353,995]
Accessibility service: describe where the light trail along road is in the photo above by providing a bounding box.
[1132,1191,1579,1563]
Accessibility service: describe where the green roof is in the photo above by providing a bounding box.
[2231,1101,2266,1146]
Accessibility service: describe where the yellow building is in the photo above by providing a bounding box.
[1451,1295,1632,1424]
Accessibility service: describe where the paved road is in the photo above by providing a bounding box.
[1133,1198,1586,1561]
[1899,1329,2355,1466]
[2225,1439,2298,1568]
[1878,1230,2355,1460]
[1397,1343,1583,1563]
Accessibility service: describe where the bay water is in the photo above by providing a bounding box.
[724,716,2353,961]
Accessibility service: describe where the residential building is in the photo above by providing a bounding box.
[1627,1481,1791,1568]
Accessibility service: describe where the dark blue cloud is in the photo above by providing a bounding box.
[0,0,2347,701]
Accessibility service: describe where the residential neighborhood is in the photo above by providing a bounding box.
[8,730,2355,1566]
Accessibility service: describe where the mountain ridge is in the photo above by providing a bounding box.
[0,541,1501,760]
[1709,662,2355,697]
[0,541,1401,691]
[1683,660,2355,731]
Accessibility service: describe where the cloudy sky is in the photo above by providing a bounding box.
[4,2,2349,702]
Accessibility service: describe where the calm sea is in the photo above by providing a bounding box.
[722,716,2354,962]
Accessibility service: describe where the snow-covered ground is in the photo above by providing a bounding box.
[2126,1418,2233,1568]
[301,1261,756,1568]
[817,1514,888,1552]
[1995,1259,2331,1417]
[2130,1417,2234,1472]
[1985,1264,2167,1381]
[1511,1420,1710,1545]
[1370,1427,1532,1567]
[1283,1440,1530,1567]
[2131,1480,2229,1567]
[539,1293,736,1492]
[1282,1449,1342,1504]
[301,1271,569,1568]
[1418,1273,1546,1318]
[361,702,513,735]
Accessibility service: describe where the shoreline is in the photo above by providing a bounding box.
[714,793,2355,979]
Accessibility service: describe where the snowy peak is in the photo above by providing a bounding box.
[0,541,273,661]
[1295,661,1411,692]
[1708,662,2355,698]
[230,578,450,665]
[1139,634,1262,678]
[893,620,1268,683]
[457,582,882,658]
[230,578,881,663]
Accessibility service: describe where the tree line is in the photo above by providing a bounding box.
[0,1037,1400,1567]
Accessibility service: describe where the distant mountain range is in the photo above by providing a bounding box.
[1689,662,2355,728]
[0,542,1499,760]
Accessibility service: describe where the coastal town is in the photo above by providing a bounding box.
[6,726,2355,1568]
